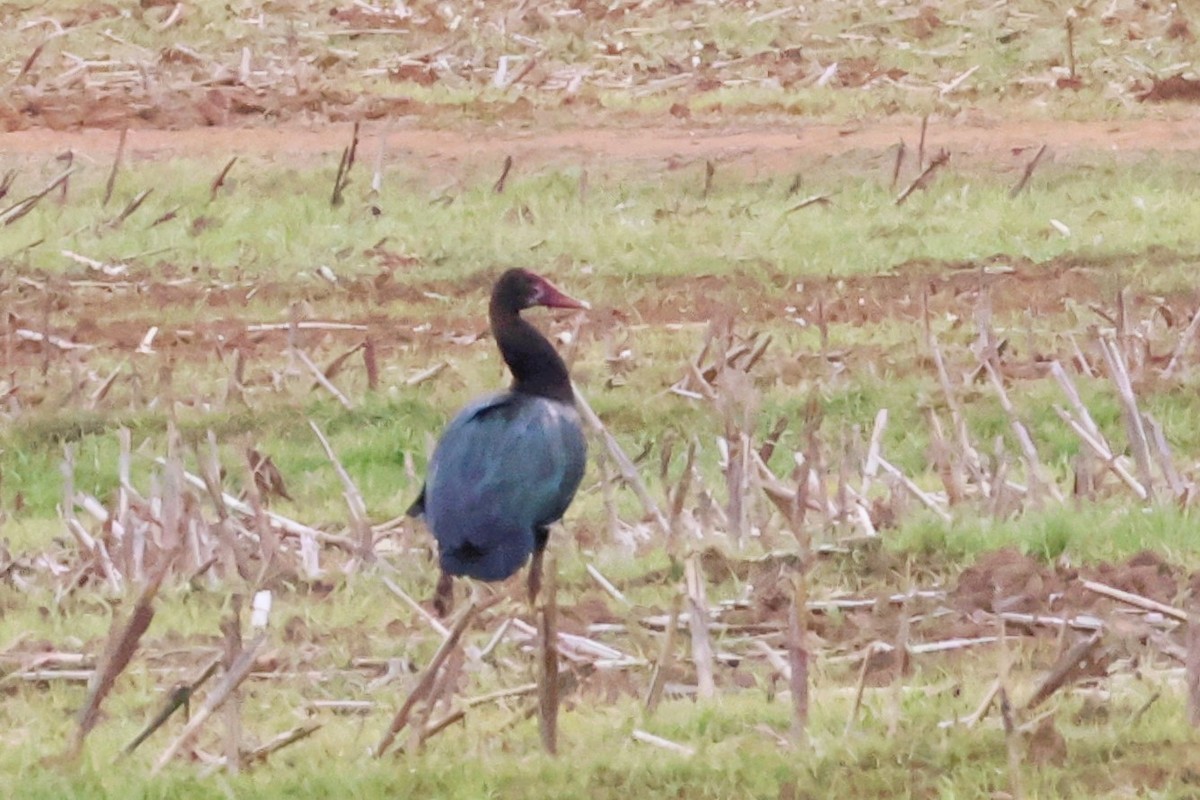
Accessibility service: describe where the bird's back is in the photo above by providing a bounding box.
[415,392,586,581]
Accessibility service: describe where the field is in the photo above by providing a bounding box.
[6,1,1200,797]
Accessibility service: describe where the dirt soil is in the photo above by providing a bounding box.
[4,116,1200,169]
[6,111,1200,362]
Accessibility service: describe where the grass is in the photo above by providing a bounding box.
[2,670,1195,799]
[8,152,1200,283]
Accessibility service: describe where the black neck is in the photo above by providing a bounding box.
[491,302,575,404]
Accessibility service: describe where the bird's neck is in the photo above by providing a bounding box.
[491,305,574,404]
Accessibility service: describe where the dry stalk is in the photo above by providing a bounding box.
[999,687,1027,800]
[308,419,372,561]
[961,678,1001,728]
[17,39,46,81]
[380,573,450,638]
[330,122,360,206]
[161,459,356,552]
[1022,630,1103,711]
[876,456,951,522]
[493,155,514,194]
[917,115,929,170]
[370,123,390,197]
[890,139,906,189]
[1050,361,1147,500]
[573,384,671,536]
[239,723,322,768]
[1162,307,1200,379]
[411,646,463,753]
[631,729,695,757]
[585,563,629,606]
[0,167,77,226]
[374,596,489,758]
[644,592,683,716]
[758,415,790,464]
[1053,407,1147,500]
[845,641,887,735]
[998,611,1105,633]
[702,159,715,199]
[363,337,379,391]
[1081,580,1186,621]
[1009,144,1048,198]
[595,448,622,544]
[246,322,369,333]
[1144,416,1188,500]
[121,656,221,756]
[210,157,237,201]
[788,570,809,740]
[294,346,353,410]
[785,192,834,213]
[925,407,963,505]
[668,438,698,546]
[1188,601,1200,727]
[151,632,267,775]
[538,552,559,756]
[199,435,249,583]
[928,335,985,487]
[406,362,448,387]
[982,359,1061,504]
[315,342,365,389]
[221,602,244,775]
[1127,689,1162,729]
[895,149,949,206]
[886,591,912,737]
[109,188,152,227]
[71,561,172,757]
[103,128,128,206]
[684,553,716,699]
[860,407,889,497]
[89,360,126,409]
[1097,335,1155,498]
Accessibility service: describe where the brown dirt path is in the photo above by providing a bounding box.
[3,117,1200,166]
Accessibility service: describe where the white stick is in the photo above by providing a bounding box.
[1163,307,1200,379]
[294,349,353,410]
[156,458,355,550]
[573,384,671,536]
[631,729,696,757]
[585,564,630,606]
[1082,579,1186,622]
[246,322,368,333]
[308,419,371,557]
[875,456,952,522]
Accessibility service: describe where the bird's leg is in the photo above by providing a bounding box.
[528,525,551,606]
[433,571,454,618]
[527,547,544,607]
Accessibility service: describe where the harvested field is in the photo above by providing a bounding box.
[7,2,1200,798]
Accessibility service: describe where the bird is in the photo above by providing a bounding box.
[246,446,293,504]
[407,268,589,616]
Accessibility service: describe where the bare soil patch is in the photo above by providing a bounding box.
[4,252,1191,372]
[4,117,1200,170]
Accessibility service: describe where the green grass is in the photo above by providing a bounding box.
[7,154,1200,282]
[2,671,1194,799]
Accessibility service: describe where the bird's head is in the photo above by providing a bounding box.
[495,268,590,313]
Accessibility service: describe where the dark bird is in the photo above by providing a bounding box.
[408,269,588,616]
